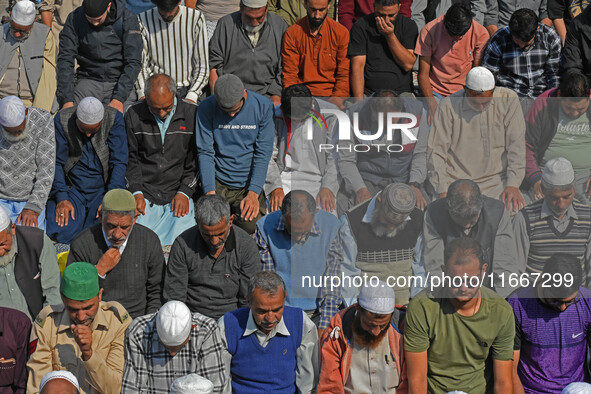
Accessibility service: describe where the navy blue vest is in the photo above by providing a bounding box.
[224,306,303,393]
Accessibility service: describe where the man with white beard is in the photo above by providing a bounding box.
[340,183,423,305]
[0,205,61,320]
[0,96,55,230]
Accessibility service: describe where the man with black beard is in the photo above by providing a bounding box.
[210,0,288,106]
[319,282,406,392]
[281,0,350,104]
[57,0,142,112]
[340,183,423,305]
[0,204,61,321]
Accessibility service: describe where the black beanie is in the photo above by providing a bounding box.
[83,0,111,17]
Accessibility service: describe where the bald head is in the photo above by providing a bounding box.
[41,378,79,394]
[145,74,176,120]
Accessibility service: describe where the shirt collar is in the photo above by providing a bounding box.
[243,310,290,338]
[275,215,322,236]
[540,200,578,220]
[101,226,131,255]
[361,192,412,224]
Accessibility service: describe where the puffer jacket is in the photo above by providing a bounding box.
[318,304,408,393]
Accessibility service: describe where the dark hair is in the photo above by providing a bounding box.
[369,90,405,113]
[543,253,583,298]
[509,8,539,42]
[444,3,472,37]
[281,84,312,119]
[447,179,483,222]
[281,190,316,221]
[151,0,181,12]
[444,238,485,268]
[559,71,590,98]
[374,0,399,7]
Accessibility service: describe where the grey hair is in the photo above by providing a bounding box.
[102,210,135,219]
[145,74,177,98]
[196,194,231,226]
[281,190,316,221]
[248,271,286,300]
[447,179,483,222]
[541,179,576,193]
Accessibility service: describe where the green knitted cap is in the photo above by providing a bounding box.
[61,262,99,301]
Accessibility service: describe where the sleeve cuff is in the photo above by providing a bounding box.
[178,184,195,198]
[132,191,143,196]
[185,91,199,103]
[248,185,263,195]
[56,192,69,203]
[23,202,43,214]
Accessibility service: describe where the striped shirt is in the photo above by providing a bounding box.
[136,6,209,102]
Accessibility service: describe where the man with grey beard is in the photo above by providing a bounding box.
[340,183,423,305]
[0,205,61,320]
[0,96,55,230]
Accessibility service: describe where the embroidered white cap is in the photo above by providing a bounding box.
[76,97,104,125]
[465,66,495,92]
[542,157,575,186]
[0,206,10,232]
[0,96,26,128]
[40,371,80,393]
[170,374,214,394]
[358,281,396,315]
[156,301,192,347]
[562,382,591,394]
[11,0,36,26]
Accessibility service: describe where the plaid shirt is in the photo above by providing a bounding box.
[121,312,226,393]
[482,24,562,98]
[255,215,343,329]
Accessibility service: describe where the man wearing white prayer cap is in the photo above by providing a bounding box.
[0,0,57,112]
[121,301,227,393]
[218,271,318,393]
[170,374,214,394]
[514,157,591,277]
[40,370,80,394]
[0,202,61,320]
[208,0,287,106]
[405,237,515,393]
[428,65,526,212]
[45,95,127,245]
[318,280,405,393]
[0,95,55,230]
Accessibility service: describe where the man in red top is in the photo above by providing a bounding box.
[281,0,350,105]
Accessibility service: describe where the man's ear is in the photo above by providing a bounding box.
[97,288,104,303]
[10,223,16,236]
[228,214,235,227]
[481,263,489,278]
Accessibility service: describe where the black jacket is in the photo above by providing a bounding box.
[125,98,198,205]
[56,0,142,105]
[563,5,591,84]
